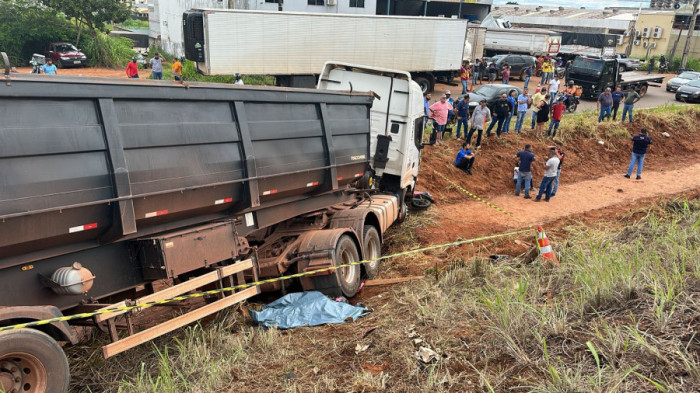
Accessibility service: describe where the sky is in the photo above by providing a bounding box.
[493,0,651,9]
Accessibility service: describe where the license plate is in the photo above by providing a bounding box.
[73,60,81,64]
[681,94,688,97]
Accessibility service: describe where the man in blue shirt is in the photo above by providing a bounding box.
[515,88,529,132]
[41,59,57,75]
[611,86,624,120]
[515,144,535,198]
[524,64,532,89]
[455,94,470,139]
[454,143,476,175]
[625,128,652,180]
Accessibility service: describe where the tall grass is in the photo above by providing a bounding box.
[82,33,136,68]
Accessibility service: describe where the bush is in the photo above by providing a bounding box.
[668,55,700,72]
[82,32,136,68]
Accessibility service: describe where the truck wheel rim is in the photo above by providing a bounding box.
[0,354,47,393]
[339,248,357,284]
[366,235,381,268]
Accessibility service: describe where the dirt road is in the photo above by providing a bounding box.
[435,163,700,234]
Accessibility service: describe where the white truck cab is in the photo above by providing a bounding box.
[318,62,424,200]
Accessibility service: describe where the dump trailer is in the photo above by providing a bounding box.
[0,56,425,392]
[182,9,468,94]
[483,27,562,57]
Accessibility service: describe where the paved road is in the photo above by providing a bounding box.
[434,72,691,112]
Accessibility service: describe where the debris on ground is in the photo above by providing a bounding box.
[662,132,670,138]
[250,291,370,329]
[364,276,425,287]
[415,346,440,364]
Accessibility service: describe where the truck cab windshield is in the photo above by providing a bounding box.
[572,58,604,75]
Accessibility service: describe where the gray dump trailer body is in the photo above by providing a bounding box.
[0,76,372,309]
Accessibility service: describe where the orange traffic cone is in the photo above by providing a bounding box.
[536,226,559,266]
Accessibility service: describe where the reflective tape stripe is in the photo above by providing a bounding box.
[539,245,553,254]
[215,197,233,205]
[262,189,278,196]
[354,173,364,178]
[69,223,98,233]
[337,176,343,181]
[145,210,168,218]
[306,181,319,187]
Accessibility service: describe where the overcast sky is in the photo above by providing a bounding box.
[493,0,651,9]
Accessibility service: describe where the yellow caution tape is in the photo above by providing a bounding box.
[0,228,531,332]
[433,169,526,223]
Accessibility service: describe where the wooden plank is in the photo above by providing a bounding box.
[364,276,424,287]
[95,260,253,322]
[102,285,260,359]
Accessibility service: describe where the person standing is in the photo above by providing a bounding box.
[429,95,452,146]
[550,141,565,197]
[611,86,624,120]
[535,95,550,135]
[530,88,546,130]
[150,53,165,80]
[621,87,641,123]
[503,89,517,133]
[647,56,655,74]
[468,100,491,149]
[126,57,139,78]
[41,58,57,75]
[624,128,652,180]
[523,64,532,89]
[488,62,497,84]
[234,73,244,85]
[502,65,511,85]
[515,144,536,199]
[597,88,613,122]
[455,95,470,139]
[472,59,481,86]
[564,60,572,84]
[548,97,565,138]
[460,61,469,94]
[515,88,529,132]
[171,58,183,81]
[548,75,561,105]
[454,143,477,175]
[424,92,431,118]
[534,149,560,202]
[487,94,512,138]
[541,60,552,85]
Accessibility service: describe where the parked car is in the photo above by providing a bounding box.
[666,71,700,92]
[615,54,641,72]
[44,42,87,68]
[675,79,700,103]
[467,84,522,113]
[481,54,537,81]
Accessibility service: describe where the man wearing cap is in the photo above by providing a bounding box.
[467,100,491,148]
[126,57,139,78]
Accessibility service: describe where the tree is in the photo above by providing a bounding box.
[41,0,130,60]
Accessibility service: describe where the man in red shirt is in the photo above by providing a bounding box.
[547,97,566,138]
[126,57,139,79]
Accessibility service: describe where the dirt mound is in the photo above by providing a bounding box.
[419,107,700,203]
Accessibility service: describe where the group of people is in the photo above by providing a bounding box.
[596,86,641,123]
[125,53,244,84]
[513,143,564,201]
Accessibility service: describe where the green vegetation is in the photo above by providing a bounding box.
[638,56,700,72]
[68,197,700,392]
[119,19,149,31]
[83,33,135,68]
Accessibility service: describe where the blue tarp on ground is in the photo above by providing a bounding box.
[250,291,370,329]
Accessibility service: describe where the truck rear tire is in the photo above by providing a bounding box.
[414,76,432,94]
[639,84,648,97]
[362,225,381,279]
[310,234,361,297]
[0,329,69,393]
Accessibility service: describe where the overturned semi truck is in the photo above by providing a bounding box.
[0,57,426,392]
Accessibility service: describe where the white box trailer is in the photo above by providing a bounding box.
[183,9,468,93]
[484,28,562,57]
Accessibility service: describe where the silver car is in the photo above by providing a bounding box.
[666,71,700,92]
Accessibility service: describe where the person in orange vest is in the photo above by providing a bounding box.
[171,58,183,81]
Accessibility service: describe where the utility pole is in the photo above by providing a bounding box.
[626,2,643,57]
[680,0,699,69]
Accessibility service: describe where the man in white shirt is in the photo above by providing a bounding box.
[548,76,561,105]
[534,148,560,202]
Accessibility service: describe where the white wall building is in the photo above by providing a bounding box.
[149,0,376,57]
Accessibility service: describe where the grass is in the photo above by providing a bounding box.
[67,197,700,392]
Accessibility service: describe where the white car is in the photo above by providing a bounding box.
[666,71,700,92]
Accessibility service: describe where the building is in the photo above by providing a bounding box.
[615,11,675,59]
[377,0,492,22]
[668,2,700,60]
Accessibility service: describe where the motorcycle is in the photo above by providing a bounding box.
[658,63,668,74]
[29,53,45,74]
[555,92,579,113]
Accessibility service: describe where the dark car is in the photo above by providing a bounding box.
[44,42,87,68]
[482,54,537,81]
[666,71,700,92]
[467,84,522,113]
[675,79,700,103]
